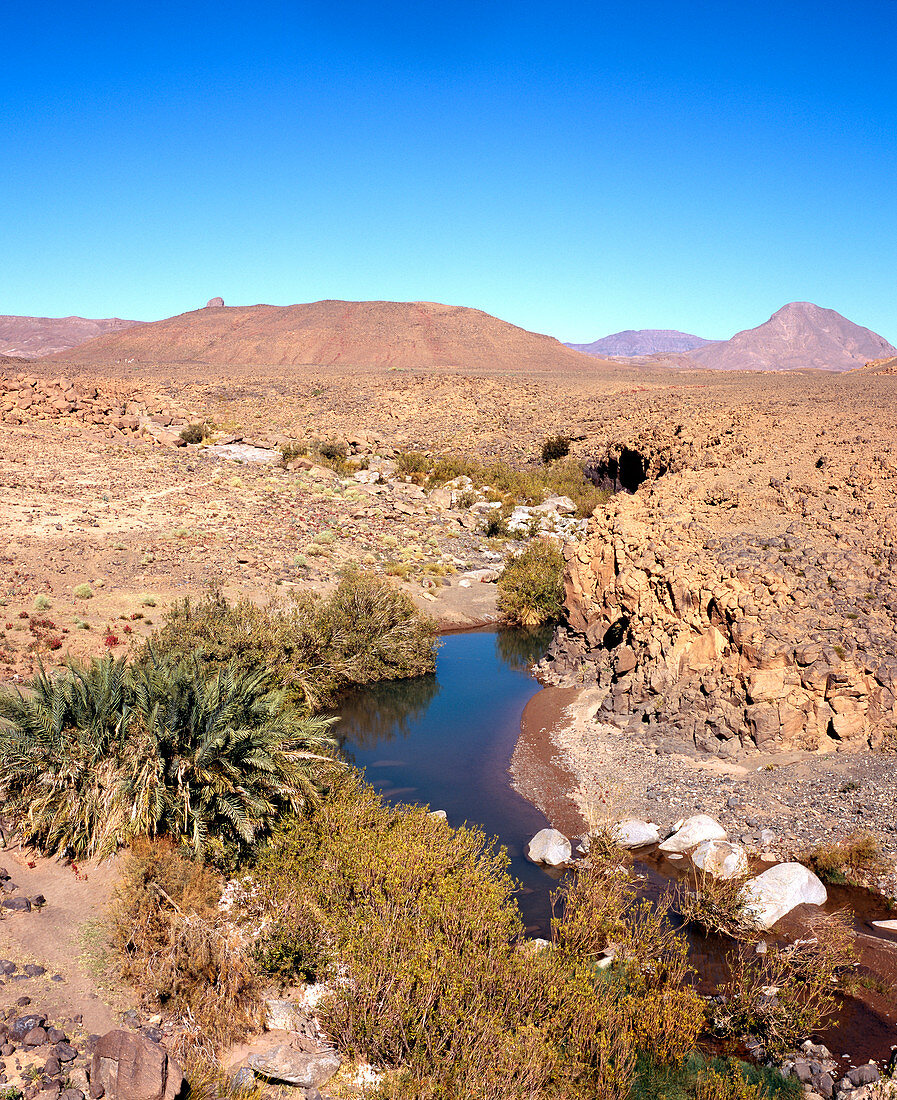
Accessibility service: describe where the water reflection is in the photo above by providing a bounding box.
[494,626,554,672]
[335,673,441,750]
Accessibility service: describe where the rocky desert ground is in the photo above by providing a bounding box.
[2,345,897,1095]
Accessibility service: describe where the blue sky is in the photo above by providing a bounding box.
[2,1,895,343]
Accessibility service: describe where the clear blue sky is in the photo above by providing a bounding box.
[2,1,895,343]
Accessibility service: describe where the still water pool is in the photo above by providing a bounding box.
[336,626,562,932]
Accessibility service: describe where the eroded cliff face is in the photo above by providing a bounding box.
[542,423,897,757]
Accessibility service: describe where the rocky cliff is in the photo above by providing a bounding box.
[542,413,897,757]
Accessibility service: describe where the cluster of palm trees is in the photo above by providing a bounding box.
[0,652,337,860]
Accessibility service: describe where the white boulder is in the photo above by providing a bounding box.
[613,820,661,849]
[739,863,828,930]
[691,839,748,880]
[658,814,727,853]
[525,828,572,866]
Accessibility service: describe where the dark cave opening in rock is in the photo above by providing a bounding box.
[583,446,654,493]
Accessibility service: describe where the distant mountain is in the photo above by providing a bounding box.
[684,302,896,373]
[51,299,604,372]
[567,329,712,356]
[0,314,142,359]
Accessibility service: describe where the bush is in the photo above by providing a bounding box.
[713,910,855,1052]
[111,840,263,1052]
[33,595,51,611]
[179,422,211,445]
[674,869,756,938]
[482,511,510,538]
[395,451,431,476]
[247,773,707,1100]
[541,434,571,463]
[497,540,565,627]
[0,655,337,859]
[73,583,94,599]
[138,573,438,712]
[804,833,887,884]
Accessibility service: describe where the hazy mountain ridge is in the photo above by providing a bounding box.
[0,314,143,358]
[567,329,712,356]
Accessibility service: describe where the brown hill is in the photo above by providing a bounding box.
[0,314,142,358]
[682,301,895,373]
[51,299,602,373]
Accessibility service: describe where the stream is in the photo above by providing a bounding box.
[336,627,896,1067]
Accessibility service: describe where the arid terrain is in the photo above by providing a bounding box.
[2,306,897,1094]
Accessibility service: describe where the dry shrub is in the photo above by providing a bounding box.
[804,832,887,885]
[111,840,264,1051]
[715,910,855,1051]
[674,868,757,938]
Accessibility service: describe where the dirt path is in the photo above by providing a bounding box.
[0,841,127,1032]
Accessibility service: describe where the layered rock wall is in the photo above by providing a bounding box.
[543,449,897,757]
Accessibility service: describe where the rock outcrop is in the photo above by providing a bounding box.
[0,373,200,445]
[542,415,897,756]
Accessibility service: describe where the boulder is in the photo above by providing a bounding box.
[691,839,748,879]
[205,297,224,308]
[248,1045,341,1088]
[658,814,726,853]
[739,863,827,931]
[263,999,300,1032]
[525,828,572,866]
[612,820,661,849]
[90,1030,184,1100]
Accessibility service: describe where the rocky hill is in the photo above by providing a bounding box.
[540,384,897,758]
[567,329,711,356]
[682,302,895,372]
[51,299,603,373]
[0,314,142,358]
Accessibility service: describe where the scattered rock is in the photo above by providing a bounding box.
[525,828,573,866]
[248,1045,341,1088]
[739,863,827,930]
[612,820,661,848]
[691,838,748,879]
[658,814,727,853]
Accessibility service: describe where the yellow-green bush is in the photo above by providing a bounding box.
[136,571,437,711]
[497,539,565,627]
[248,773,707,1100]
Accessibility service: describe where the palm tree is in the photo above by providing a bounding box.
[0,654,338,859]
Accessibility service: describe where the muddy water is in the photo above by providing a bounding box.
[337,627,896,1065]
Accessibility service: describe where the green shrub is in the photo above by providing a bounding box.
[73,583,94,599]
[33,594,52,611]
[497,540,565,627]
[137,572,438,712]
[541,434,571,463]
[395,451,431,476]
[247,773,707,1100]
[0,655,337,859]
[179,421,212,445]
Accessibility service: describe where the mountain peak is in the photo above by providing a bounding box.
[686,302,895,372]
